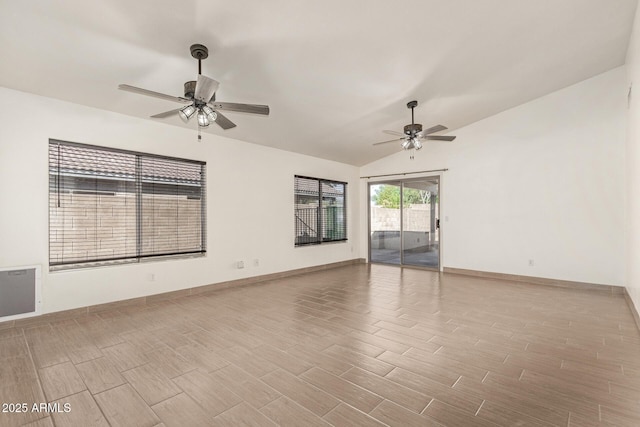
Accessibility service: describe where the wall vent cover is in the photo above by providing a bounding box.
[0,266,40,319]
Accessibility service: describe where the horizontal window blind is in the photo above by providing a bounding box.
[49,140,206,270]
[294,175,347,246]
[321,180,346,242]
[294,176,320,245]
[140,156,205,259]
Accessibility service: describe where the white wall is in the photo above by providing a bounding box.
[0,87,360,314]
[360,67,627,286]
[626,5,640,312]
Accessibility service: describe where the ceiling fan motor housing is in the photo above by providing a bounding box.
[184,81,196,99]
[404,123,422,135]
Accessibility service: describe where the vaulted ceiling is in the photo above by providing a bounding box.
[0,0,637,165]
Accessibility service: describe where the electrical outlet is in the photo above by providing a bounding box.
[528,259,534,267]
[253,259,259,267]
[237,261,245,269]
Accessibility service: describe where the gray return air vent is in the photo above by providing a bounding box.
[0,266,41,319]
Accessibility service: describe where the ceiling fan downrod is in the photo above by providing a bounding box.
[404,101,422,136]
[190,44,209,76]
[408,100,417,127]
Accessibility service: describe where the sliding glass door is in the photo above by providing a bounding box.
[402,178,439,268]
[369,177,440,269]
[369,182,402,264]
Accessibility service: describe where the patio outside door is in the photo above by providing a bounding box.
[369,177,440,269]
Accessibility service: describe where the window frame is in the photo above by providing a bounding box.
[294,175,347,247]
[48,139,206,271]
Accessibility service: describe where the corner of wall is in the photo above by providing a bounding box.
[625,1,640,314]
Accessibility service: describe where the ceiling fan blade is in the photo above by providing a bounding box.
[150,108,181,119]
[214,110,236,130]
[382,130,405,137]
[420,124,448,136]
[373,138,404,146]
[210,102,270,115]
[118,84,191,104]
[425,135,456,141]
[194,75,220,103]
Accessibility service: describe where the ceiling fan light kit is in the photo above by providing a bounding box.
[374,100,456,157]
[118,43,270,138]
[197,110,208,127]
[179,104,197,122]
[202,105,217,122]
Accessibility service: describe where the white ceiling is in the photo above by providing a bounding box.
[0,0,637,166]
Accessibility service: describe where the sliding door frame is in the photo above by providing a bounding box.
[367,175,442,271]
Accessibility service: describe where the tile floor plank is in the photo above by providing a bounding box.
[422,399,502,427]
[144,345,196,379]
[121,363,181,406]
[370,400,444,427]
[0,380,47,427]
[38,361,87,401]
[322,344,396,376]
[322,403,387,427]
[101,342,148,372]
[215,401,278,426]
[253,343,315,375]
[376,350,466,386]
[94,384,160,427]
[0,335,28,359]
[261,368,339,416]
[151,393,215,427]
[340,366,431,413]
[216,345,280,377]
[22,417,55,427]
[173,343,230,373]
[385,367,483,414]
[210,364,282,409]
[476,399,558,427]
[172,370,243,417]
[53,324,103,364]
[260,396,332,427]
[50,390,109,427]
[285,344,353,376]
[75,356,125,395]
[300,367,384,414]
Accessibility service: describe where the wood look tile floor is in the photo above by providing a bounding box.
[1,264,640,426]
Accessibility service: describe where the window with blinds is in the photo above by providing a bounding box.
[49,140,206,270]
[294,175,346,246]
